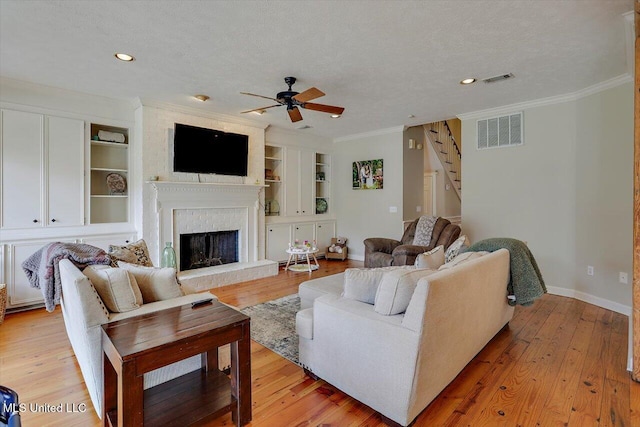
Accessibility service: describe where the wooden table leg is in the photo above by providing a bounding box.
[103,354,117,426]
[230,323,252,426]
[312,252,319,269]
[284,253,293,271]
[306,253,312,272]
[119,361,144,426]
[202,347,219,372]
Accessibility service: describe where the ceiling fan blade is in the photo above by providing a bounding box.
[288,107,303,122]
[240,104,282,114]
[240,92,281,103]
[302,102,345,115]
[292,87,325,103]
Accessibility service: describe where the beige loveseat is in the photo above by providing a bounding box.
[296,249,514,426]
[58,259,227,417]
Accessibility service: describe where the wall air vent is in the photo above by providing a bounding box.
[477,112,523,150]
[296,125,313,130]
[483,73,514,84]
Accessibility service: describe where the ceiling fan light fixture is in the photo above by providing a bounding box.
[252,109,266,115]
[460,78,476,85]
[194,94,210,102]
[114,52,135,62]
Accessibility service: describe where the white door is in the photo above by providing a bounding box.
[298,150,313,215]
[284,148,300,216]
[1,109,43,229]
[293,223,314,246]
[266,223,291,262]
[315,221,336,256]
[423,172,437,217]
[47,116,85,227]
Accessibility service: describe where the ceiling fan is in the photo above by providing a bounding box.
[240,77,345,123]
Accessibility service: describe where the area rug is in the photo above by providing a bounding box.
[241,294,300,365]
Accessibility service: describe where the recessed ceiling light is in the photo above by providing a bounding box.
[460,78,476,85]
[330,114,341,119]
[114,53,135,62]
[408,114,415,118]
[194,94,210,102]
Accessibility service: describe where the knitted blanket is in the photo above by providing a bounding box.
[462,238,546,306]
[22,242,111,312]
[413,216,438,246]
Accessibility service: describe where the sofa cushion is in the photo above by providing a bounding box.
[108,239,153,268]
[343,268,387,304]
[374,269,435,315]
[296,308,314,340]
[444,235,471,263]
[117,262,184,303]
[83,265,143,313]
[439,251,489,270]
[415,245,445,269]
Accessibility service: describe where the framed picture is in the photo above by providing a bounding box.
[352,159,383,190]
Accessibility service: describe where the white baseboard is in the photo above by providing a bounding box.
[348,254,364,262]
[546,286,631,316]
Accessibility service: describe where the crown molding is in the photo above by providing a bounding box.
[136,98,270,130]
[457,74,632,121]
[333,125,406,143]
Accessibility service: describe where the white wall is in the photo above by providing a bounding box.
[333,128,405,260]
[403,127,425,221]
[460,80,632,313]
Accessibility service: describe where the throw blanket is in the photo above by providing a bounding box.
[22,242,111,312]
[462,238,546,307]
[413,216,438,246]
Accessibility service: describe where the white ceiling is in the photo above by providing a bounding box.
[0,0,633,139]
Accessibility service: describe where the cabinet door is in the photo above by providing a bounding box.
[81,233,136,252]
[299,150,314,215]
[293,223,314,246]
[284,148,300,216]
[315,221,336,256]
[266,224,291,262]
[1,109,43,229]
[47,116,84,227]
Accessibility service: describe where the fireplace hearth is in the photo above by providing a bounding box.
[180,230,239,271]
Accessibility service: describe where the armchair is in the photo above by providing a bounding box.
[364,217,460,267]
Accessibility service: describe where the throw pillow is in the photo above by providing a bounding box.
[117,262,184,303]
[83,265,143,313]
[342,268,387,304]
[438,251,489,270]
[108,239,153,268]
[444,235,471,263]
[374,269,434,316]
[414,245,445,269]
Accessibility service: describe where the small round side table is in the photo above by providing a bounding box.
[285,247,319,272]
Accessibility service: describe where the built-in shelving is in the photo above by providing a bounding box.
[89,123,129,224]
[315,152,330,214]
[264,145,283,216]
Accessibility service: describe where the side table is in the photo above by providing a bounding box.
[102,300,251,426]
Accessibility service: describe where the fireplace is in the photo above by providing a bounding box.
[180,230,239,271]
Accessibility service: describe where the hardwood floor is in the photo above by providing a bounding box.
[0,259,638,426]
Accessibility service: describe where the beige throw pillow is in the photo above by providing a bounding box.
[83,265,143,313]
[414,245,445,269]
[108,239,153,268]
[117,262,184,303]
[444,235,471,263]
[342,268,387,304]
[439,251,489,270]
[374,269,434,316]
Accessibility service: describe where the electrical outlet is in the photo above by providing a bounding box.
[389,206,397,213]
[619,272,628,284]
[416,206,422,212]
[587,266,594,276]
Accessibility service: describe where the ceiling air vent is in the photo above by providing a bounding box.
[297,125,313,130]
[483,73,514,84]
[477,112,523,150]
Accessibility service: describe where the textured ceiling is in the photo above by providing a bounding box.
[0,0,633,138]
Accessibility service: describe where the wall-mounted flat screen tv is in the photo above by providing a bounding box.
[173,123,249,176]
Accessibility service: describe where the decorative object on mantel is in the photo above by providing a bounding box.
[352,159,383,190]
[161,242,177,269]
[97,130,126,143]
[106,173,127,195]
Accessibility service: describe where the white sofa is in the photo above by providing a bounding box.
[58,259,227,418]
[296,249,514,426]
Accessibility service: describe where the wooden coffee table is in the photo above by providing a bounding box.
[102,299,251,426]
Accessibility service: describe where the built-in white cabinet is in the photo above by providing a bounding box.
[1,110,84,229]
[265,220,336,262]
[285,147,314,216]
[89,123,129,224]
[315,152,330,215]
[80,233,137,252]
[266,223,292,263]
